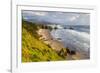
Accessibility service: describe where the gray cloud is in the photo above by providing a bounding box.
[22,10,90,25]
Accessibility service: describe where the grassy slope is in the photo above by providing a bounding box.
[22,20,65,62]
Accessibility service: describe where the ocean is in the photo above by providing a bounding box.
[51,25,90,58]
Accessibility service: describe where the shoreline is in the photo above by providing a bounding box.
[37,28,90,60]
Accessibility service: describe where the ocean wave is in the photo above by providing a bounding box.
[51,29,90,58]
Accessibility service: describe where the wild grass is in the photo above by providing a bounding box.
[22,20,66,62]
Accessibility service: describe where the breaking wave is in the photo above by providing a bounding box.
[51,29,90,58]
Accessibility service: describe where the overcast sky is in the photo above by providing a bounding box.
[22,10,90,25]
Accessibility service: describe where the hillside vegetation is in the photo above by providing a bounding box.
[22,20,67,62]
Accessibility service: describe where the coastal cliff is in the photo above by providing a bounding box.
[22,20,67,62]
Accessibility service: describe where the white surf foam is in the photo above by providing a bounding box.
[51,29,90,58]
